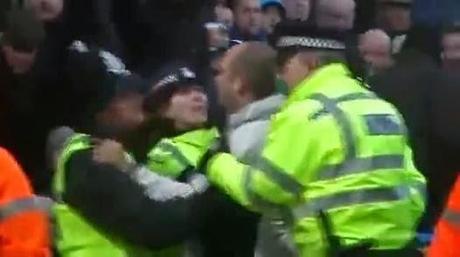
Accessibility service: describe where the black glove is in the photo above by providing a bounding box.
[196,135,229,172]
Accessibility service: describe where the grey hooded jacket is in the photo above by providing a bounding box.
[227,94,285,163]
[226,94,297,257]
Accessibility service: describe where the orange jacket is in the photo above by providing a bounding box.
[0,148,51,257]
[428,174,460,257]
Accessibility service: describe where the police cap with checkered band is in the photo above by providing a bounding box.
[144,63,201,112]
[269,21,347,51]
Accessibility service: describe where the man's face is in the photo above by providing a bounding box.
[97,93,146,139]
[2,45,37,74]
[163,86,209,131]
[207,24,230,50]
[376,4,411,33]
[316,0,355,30]
[442,32,460,72]
[234,0,263,36]
[282,0,310,21]
[26,0,64,22]
[214,47,243,113]
[262,6,283,34]
[359,30,393,74]
[215,6,234,28]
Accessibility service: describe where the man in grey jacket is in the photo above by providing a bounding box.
[214,41,294,257]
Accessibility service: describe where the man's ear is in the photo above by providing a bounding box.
[298,51,319,70]
[279,55,295,77]
[235,77,251,96]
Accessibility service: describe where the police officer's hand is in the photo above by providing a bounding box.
[196,136,229,173]
[93,139,132,172]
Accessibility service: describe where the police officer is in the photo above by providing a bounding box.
[143,64,219,180]
[143,64,258,257]
[49,55,207,256]
[199,21,426,257]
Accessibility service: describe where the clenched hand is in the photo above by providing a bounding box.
[93,139,132,172]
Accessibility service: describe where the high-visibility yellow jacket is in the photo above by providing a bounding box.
[206,63,426,257]
[147,128,219,179]
[53,134,154,257]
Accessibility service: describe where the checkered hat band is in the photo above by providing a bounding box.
[277,36,345,50]
[155,74,179,89]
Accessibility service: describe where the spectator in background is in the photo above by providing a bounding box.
[117,0,214,83]
[0,9,58,192]
[260,0,285,34]
[281,0,310,21]
[375,0,412,53]
[0,12,43,75]
[368,21,460,232]
[25,0,64,22]
[411,0,440,28]
[230,0,265,41]
[376,0,411,34]
[359,29,393,76]
[215,2,234,28]
[441,23,460,73]
[313,0,355,30]
[207,22,230,53]
[25,0,120,53]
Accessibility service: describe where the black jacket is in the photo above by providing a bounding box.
[369,50,460,229]
[199,188,259,257]
[0,51,68,193]
[63,148,205,248]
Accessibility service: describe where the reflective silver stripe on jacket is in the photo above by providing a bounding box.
[288,92,415,219]
[131,166,207,201]
[292,185,412,219]
[244,93,408,204]
[318,155,404,181]
[243,166,289,217]
[241,92,415,220]
[308,93,406,181]
[156,141,191,167]
[443,209,460,226]
[254,158,304,197]
[0,196,53,221]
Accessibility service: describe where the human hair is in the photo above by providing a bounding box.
[276,47,300,68]
[442,22,460,37]
[228,0,240,10]
[232,42,277,100]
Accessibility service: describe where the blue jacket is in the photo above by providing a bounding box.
[411,0,460,26]
[229,26,267,42]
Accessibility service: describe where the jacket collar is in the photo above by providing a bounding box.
[172,128,219,147]
[228,94,285,130]
[285,63,351,107]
